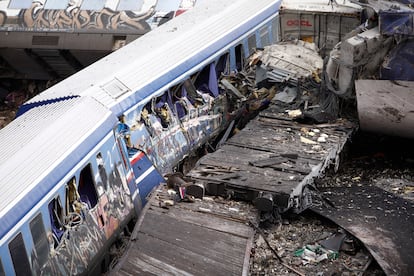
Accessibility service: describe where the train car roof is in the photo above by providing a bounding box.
[280,0,361,13]
[0,97,117,241]
[23,0,282,117]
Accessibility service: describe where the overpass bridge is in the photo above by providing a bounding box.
[0,0,196,80]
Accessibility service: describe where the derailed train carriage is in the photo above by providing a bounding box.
[0,0,282,274]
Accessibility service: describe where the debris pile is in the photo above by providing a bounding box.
[215,18,413,273]
[255,40,323,84]
[0,110,15,129]
[0,80,47,129]
[319,132,414,201]
[248,40,341,124]
[249,214,377,275]
[323,0,414,138]
[159,173,258,225]
[215,39,341,137]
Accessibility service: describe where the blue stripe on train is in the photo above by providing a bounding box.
[129,149,165,205]
[16,95,80,117]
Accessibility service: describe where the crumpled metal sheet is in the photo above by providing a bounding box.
[379,10,414,36]
[353,0,414,35]
[380,39,414,81]
[259,40,323,83]
[355,80,414,138]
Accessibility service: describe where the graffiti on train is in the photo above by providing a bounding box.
[0,1,154,32]
[40,215,105,275]
[37,162,133,274]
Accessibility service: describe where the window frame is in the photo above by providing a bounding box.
[29,213,50,269]
[8,232,31,276]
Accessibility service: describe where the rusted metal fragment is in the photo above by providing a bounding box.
[254,192,274,212]
[356,80,414,138]
[312,185,414,276]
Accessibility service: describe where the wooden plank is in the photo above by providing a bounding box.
[243,234,255,276]
[206,144,279,166]
[213,142,325,166]
[194,157,306,181]
[111,186,256,276]
[249,155,289,167]
[189,159,300,193]
[257,113,355,131]
[197,150,299,175]
[249,153,322,167]
[116,250,193,276]
[135,230,243,276]
[149,196,256,223]
[199,152,318,176]
[148,205,254,238]
[225,140,326,161]
[189,172,296,193]
[139,210,248,266]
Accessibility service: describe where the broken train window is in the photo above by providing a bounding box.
[65,172,95,221]
[216,52,230,77]
[96,153,109,193]
[260,25,270,47]
[153,93,175,128]
[248,34,257,56]
[171,84,187,119]
[48,196,65,246]
[194,63,220,98]
[29,213,49,269]
[118,115,132,148]
[140,101,164,137]
[8,233,31,276]
[170,74,216,120]
[182,79,203,105]
[65,177,82,215]
[271,16,279,44]
[230,44,245,72]
[171,82,191,119]
[78,164,99,208]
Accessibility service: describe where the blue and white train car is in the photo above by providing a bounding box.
[0,0,282,274]
[0,96,149,275]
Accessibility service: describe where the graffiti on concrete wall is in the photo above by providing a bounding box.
[0,1,154,32]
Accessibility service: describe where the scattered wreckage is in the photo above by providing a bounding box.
[324,0,414,138]
[142,0,414,274]
[278,0,414,138]
[3,0,412,275]
[187,39,356,216]
[110,36,362,275]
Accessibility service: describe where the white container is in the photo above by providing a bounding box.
[279,0,362,56]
